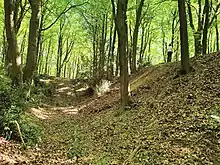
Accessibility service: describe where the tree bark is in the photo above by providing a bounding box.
[178,0,189,73]
[44,37,52,74]
[4,0,23,86]
[115,0,129,108]
[56,20,65,77]
[187,0,202,55]
[23,0,41,82]
[99,14,108,79]
[215,15,219,51]
[131,0,145,73]
[202,0,210,55]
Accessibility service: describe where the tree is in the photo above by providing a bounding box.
[178,0,189,73]
[4,0,23,86]
[23,0,41,82]
[131,0,145,73]
[112,0,129,108]
[187,0,220,55]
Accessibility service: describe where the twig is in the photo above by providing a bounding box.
[14,121,26,148]
[123,145,141,165]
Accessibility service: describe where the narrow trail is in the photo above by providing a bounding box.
[20,64,175,164]
[25,79,88,164]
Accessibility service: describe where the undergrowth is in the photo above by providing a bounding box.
[0,69,43,146]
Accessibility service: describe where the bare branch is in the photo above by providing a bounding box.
[41,1,88,31]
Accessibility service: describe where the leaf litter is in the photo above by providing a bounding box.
[1,53,220,164]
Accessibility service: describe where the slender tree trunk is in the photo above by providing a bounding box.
[2,29,7,64]
[162,24,166,63]
[171,9,178,47]
[215,15,219,51]
[56,21,65,77]
[38,44,45,74]
[175,35,180,61]
[139,24,145,67]
[202,0,210,55]
[36,12,44,71]
[107,16,113,79]
[92,22,98,80]
[208,29,212,53]
[99,14,108,79]
[187,0,202,55]
[128,24,133,73]
[20,30,27,66]
[147,37,152,64]
[59,38,74,76]
[178,0,189,73]
[131,0,145,73]
[142,23,150,63]
[115,49,119,77]
[110,27,117,79]
[23,0,41,82]
[44,37,52,74]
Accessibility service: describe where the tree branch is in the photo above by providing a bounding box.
[41,1,88,31]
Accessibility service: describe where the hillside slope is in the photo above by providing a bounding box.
[70,52,220,164]
[1,52,220,164]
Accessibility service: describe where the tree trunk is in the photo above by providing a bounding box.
[20,30,27,66]
[36,12,44,72]
[92,21,99,82]
[131,0,145,73]
[4,0,23,86]
[162,24,166,63]
[175,34,180,61]
[178,0,189,73]
[56,21,65,77]
[171,9,178,47]
[202,0,210,55]
[110,27,117,79]
[23,0,41,82]
[128,23,133,72]
[115,0,129,108]
[115,49,119,77]
[215,15,219,51]
[2,29,7,64]
[44,37,52,74]
[187,0,202,55]
[139,24,145,67]
[99,14,108,79]
[208,29,213,53]
[107,16,113,80]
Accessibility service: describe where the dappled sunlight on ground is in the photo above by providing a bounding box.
[62,108,79,115]
[28,107,55,120]
[0,153,26,164]
[56,86,72,93]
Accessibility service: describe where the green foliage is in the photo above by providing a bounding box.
[92,155,110,165]
[0,73,24,139]
[0,70,43,145]
[68,128,88,158]
[20,116,43,146]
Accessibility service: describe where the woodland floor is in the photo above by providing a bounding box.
[1,52,220,164]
